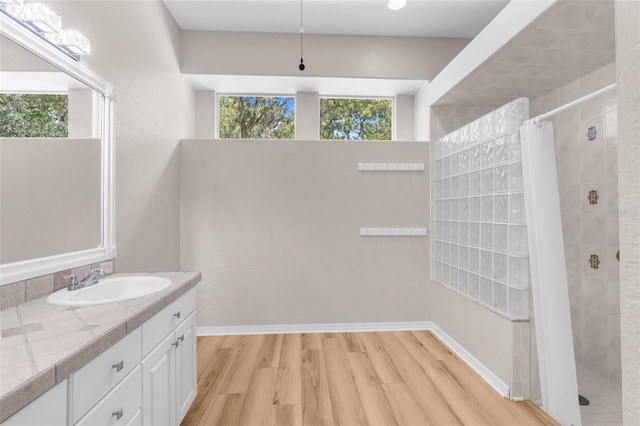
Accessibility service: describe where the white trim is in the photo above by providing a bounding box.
[197,320,510,398]
[0,248,111,285]
[357,162,424,171]
[0,13,109,94]
[0,13,116,286]
[359,228,427,237]
[428,323,510,398]
[197,321,435,336]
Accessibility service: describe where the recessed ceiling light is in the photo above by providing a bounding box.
[388,0,406,11]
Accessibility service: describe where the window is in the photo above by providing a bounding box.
[218,95,295,139]
[320,97,392,141]
[0,93,68,137]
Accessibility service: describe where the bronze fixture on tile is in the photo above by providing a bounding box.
[587,126,598,141]
[588,190,599,205]
[589,254,601,269]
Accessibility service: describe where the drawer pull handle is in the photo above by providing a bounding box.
[112,360,124,372]
[178,335,185,343]
[173,311,181,319]
[172,340,180,348]
[112,409,124,421]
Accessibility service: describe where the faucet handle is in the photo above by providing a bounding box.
[90,268,107,277]
[63,274,79,287]
[62,274,80,290]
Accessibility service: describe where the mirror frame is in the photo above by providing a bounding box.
[0,13,116,285]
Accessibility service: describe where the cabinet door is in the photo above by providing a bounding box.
[174,312,197,424]
[126,409,142,426]
[3,380,66,426]
[141,332,176,426]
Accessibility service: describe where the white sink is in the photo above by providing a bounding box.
[46,276,172,307]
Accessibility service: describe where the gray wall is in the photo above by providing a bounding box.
[52,0,196,272]
[181,140,429,327]
[181,31,470,79]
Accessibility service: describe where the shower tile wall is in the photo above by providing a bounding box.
[531,63,620,385]
[434,98,529,319]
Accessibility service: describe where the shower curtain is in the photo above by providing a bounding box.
[521,121,581,426]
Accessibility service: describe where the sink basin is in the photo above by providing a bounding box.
[46,276,172,307]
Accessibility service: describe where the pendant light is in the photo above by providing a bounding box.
[298,0,305,71]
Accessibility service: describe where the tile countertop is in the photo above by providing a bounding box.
[0,271,201,423]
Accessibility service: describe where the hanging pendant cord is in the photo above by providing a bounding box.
[298,0,305,70]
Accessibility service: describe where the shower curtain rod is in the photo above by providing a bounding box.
[527,83,616,124]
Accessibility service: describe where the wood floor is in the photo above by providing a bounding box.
[182,331,557,426]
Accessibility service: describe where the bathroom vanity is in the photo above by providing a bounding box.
[0,8,201,426]
[0,272,200,426]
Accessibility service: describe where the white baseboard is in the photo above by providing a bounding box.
[197,321,510,398]
[428,323,511,398]
[197,321,435,336]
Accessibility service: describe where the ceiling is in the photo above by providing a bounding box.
[435,0,616,107]
[163,0,510,38]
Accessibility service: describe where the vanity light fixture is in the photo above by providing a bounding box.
[5,3,60,33]
[0,0,23,7]
[47,29,91,56]
[0,1,91,59]
[388,0,407,11]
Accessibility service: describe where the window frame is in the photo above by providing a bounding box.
[318,95,395,142]
[216,93,297,140]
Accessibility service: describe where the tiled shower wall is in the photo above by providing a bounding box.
[434,98,530,320]
[530,63,621,385]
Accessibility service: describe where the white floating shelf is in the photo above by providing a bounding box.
[360,227,428,237]
[357,162,425,171]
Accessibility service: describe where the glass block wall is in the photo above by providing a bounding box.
[434,98,530,319]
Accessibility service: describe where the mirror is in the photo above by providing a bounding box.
[0,13,115,285]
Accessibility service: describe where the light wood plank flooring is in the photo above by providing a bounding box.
[182,331,557,426]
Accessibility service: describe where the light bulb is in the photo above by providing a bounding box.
[388,0,406,11]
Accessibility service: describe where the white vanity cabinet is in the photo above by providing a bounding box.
[2,380,67,426]
[174,314,197,422]
[75,366,142,426]
[141,289,197,426]
[2,287,197,426]
[72,328,142,424]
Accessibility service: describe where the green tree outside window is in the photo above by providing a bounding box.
[320,98,392,141]
[0,93,68,138]
[218,96,295,139]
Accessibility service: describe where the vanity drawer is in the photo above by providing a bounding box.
[76,366,142,426]
[142,288,195,356]
[72,327,142,423]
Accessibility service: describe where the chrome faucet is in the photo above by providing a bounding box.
[64,268,107,291]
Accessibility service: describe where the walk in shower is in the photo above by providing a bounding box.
[528,67,622,425]
[433,64,622,425]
